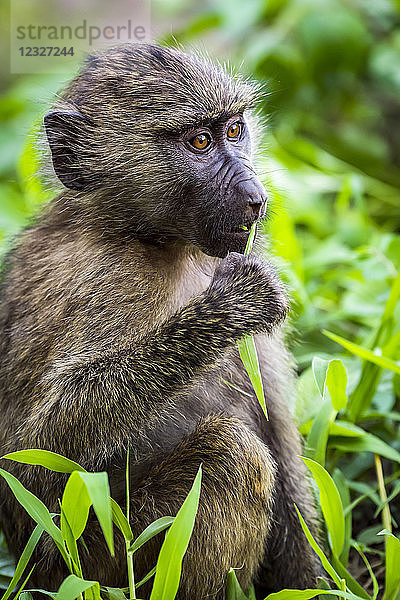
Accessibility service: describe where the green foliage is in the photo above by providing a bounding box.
[149,467,202,600]
[302,457,345,557]
[0,450,202,600]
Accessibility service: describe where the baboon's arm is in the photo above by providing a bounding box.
[21,254,287,457]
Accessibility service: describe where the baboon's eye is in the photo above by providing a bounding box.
[227,122,242,140]
[190,133,211,151]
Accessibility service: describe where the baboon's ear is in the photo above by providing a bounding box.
[44,110,92,191]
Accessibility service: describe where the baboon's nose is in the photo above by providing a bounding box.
[236,177,267,221]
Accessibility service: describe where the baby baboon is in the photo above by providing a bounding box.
[0,43,320,598]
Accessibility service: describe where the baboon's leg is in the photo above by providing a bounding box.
[32,416,275,599]
[131,416,275,600]
[255,434,321,593]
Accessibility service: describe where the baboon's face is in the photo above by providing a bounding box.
[157,113,267,258]
[44,45,266,258]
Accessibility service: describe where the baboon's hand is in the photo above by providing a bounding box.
[207,252,288,335]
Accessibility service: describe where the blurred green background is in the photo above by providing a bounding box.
[0,0,400,593]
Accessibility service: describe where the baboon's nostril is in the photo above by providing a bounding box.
[246,199,263,220]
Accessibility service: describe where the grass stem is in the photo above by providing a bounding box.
[374,454,392,536]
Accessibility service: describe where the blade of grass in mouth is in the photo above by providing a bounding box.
[237,222,268,420]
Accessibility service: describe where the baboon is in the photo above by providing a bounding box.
[0,43,320,598]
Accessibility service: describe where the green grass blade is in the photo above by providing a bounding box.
[102,588,128,600]
[294,505,342,588]
[329,433,400,463]
[238,335,268,419]
[237,222,268,420]
[330,555,371,600]
[136,567,157,589]
[323,331,400,375]
[24,589,57,598]
[352,545,378,600]
[130,516,174,554]
[1,524,43,600]
[226,569,248,600]
[248,585,257,600]
[59,507,82,577]
[244,223,257,254]
[264,590,366,600]
[346,288,397,420]
[302,458,345,556]
[1,450,86,473]
[100,586,126,600]
[61,472,92,541]
[56,575,100,600]
[305,400,336,466]
[77,472,114,557]
[332,469,352,567]
[14,566,35,600]
[111,498,133,543]
[149,466,202,600]
[378,530,400,600]
[325,360,348,411]
[312,357,330,397]
[0,468,64,548]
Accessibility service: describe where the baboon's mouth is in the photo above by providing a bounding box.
[226,220,254,235]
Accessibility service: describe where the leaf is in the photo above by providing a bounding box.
[77,472,114,556]
[374,480,400,518]
[323,331,400,375]
[244,222,257,254]
[14,567,35,600]
[305,401,336,465]
[130,516,174,554]
[0,468,64,548]
[325,360,348,411]
[136,567,157,589]
[150,466,202,600]
[302,458,345,556]
[312,357,330,397]
[329,422,363,437]
[247,585,256,600]
[332,469,352,567]
[238,222,268,420]
[378,530,400,600]
[61,471,91,541]
[331,555,371,600]
[111,498,133,543]
[238,335,267,419]
[264,590,368,600]
[24,589,56,598]
[329,433,400,463]
[352,545,378,600]
[226,569,248,600]
[102,588,127,600]
[59,507,81,577]
[56,575,100,600]
[1,525,44,600]
[294,505,341,588]
[1,450,86,473]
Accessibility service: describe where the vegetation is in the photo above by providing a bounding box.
[0,0,399,598]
